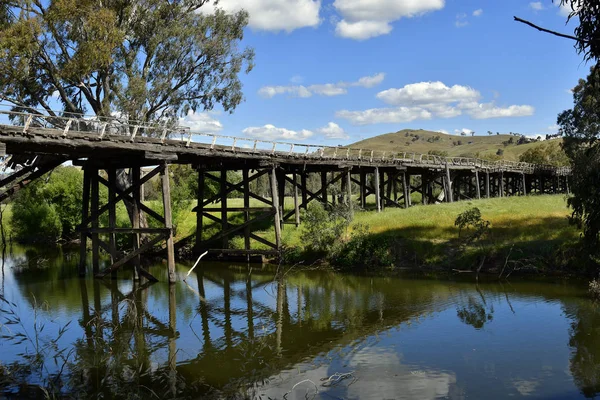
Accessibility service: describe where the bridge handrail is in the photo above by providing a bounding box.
[0,109,571,175]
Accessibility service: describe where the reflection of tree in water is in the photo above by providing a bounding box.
[567,300,600,398]
[456,290,494,330]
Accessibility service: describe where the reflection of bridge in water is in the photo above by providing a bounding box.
[5,248,597,399]
[0,109,571,282]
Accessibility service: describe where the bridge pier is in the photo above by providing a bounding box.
[77,162,175,283]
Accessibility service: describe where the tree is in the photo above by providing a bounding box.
[518,141,569,166]
[0,0,254,226]
[558,65,600,257]
[515,1,600,62]
[496,148,504,156]
[488,131,493,136]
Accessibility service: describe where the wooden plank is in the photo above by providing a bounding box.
[293,173,300,226]
[243,168,251,250]
[97,174,165,224]
[79,168,90,277]
[96,233,167,278]
[83,228,171,234]
[162,164,176,283]
[221,169,228,249]
[108,168,117,274]
[83,165,163,227]
[132,167,141,279]
[374,167,381,212]
[196,169,204,250]
[91,168,99,274]
[475,170,481,200]
[271,167,282,250]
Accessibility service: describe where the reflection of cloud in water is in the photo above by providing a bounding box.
[346,347,457,400]
[512,379,540,396]
[261,346,458,400]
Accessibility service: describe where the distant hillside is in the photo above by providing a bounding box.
[349,129,563,162]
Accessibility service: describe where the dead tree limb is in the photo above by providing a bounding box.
[514,16,585,43]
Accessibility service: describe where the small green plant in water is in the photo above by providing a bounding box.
[455,207,491,277]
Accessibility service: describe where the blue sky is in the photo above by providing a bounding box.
[183,0,590,145]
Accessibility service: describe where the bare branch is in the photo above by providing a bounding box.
[514,16,586,43]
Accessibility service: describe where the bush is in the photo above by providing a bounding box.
[336,224,393,270]
[11,166,89,243]
[300,202,352,256]
[11,181,63,242]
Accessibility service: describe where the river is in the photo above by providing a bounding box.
[0,245,598,399]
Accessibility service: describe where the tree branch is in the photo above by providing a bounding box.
[514,16,586,43]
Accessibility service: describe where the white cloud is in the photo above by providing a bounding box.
[242,124,313,140]
[335,20,392,40]
[336,107,432,125]
[377,81,480,105]
[455,13,468,27]
[454,128,474,135]
[437,129,449,135]
[338,80,535,125]
[529,2,544,11]
[547,124,559,131]
[473,9,483,17]
[317,122,349,139]
[333,0,444,39]
[199,0,321,32]
[468,104,535,119]
[259,73,385,98]
[290,75,304,84]
[180,110,223,133]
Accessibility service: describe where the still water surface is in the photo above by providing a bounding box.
[0,245,599,399]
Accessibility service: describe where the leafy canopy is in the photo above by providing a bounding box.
[0,0,254,123]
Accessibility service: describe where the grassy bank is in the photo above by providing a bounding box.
[254,194,581,273]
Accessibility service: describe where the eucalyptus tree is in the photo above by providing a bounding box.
[0,0,254,225]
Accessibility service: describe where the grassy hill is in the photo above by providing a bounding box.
[349,129,562,162]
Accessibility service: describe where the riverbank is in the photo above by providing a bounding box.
[258,194,583,275]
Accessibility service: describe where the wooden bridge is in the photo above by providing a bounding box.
[0,109,571,282]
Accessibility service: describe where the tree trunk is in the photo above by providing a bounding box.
[116,168,149,233]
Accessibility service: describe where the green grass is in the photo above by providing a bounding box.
[347,128,562,161]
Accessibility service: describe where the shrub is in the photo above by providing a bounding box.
[11,180,63,242]
[336,224,393,270]
[300,202,352,256]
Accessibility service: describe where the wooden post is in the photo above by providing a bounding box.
[566,176,570,194]
[522,173,527,196]
[386,172,393,207]
[402,172,410,209]
[243,169,251,250]
[108,168,117,278]
[301,171,308,210]
[485,172,490,199]
[475,170,481,200]
[271,166,282,249]
[346,169,353,215]
[445,164,453,203]
[330,171,336,206]
[500,172,504,197]
[277,169,285,223]
[293,172,300,227]
[374,167,381,212]
[168,282,177,397]
[79,168,91,277]
[196,169,204,251]
[132,167,141,280]
[220,169,228,249]
[321,171,328,204]
[161,164,176,283]
[407,173,412,206]
[380,170,385,211]
[91,168,100,274]
[360,170,366,208]
[421,172,428,205]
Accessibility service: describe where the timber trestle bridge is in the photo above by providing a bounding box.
[0,109,571,282]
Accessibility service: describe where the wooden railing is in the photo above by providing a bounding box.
[0,108,571,175]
